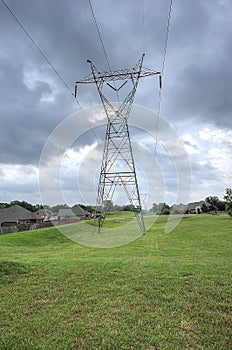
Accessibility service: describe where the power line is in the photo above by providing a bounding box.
[0,0,99,142]
[142,0,146,53]
[1,0,72,95]
[154,0,173,158]
[88,0,120,101]
[88,0,112,76]
[1,0,173,156]
[160,0,173,78]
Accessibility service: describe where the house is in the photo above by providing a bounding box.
[57,208,77,220]
[35,209,51,221]
[57,205,91,221]
[171,201,207,214]
[72,205,91,219]
[0,204,37,227]
[171,203,187,214]
[186,200,206,214]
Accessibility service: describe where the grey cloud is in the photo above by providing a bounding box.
[162,1,232,129]
[0,0,231,204]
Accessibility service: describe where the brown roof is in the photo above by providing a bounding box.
[187,200,205,210]
[57,208,76,218]
[0,204,36,225]
[57,205,91,218]
[72,205,90,216]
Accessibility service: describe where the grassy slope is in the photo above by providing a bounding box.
[0,214,231,350]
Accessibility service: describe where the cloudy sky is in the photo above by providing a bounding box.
[0,0,231,208]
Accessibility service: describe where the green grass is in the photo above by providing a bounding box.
[87,210,136,227]
[58,211,150,248]
[0,214,231,349]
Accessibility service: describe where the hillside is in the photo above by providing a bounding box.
[0,214,231,349]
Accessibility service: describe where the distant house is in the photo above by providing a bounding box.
[57,205,91,221]
[57,209,77,221]
[171,201,207,214]
[35,209,51,221]
[72,205,91,219]
[171,203,187,214]
[186,200,206,214]
[0,204,37,227]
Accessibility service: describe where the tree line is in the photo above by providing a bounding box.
[0,200,43,212]
[0,188,231,216]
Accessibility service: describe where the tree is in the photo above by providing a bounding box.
[0,202,9,209]
[224,188,232,202]
[79,204,95,213]
[216,200,226,212]
[114,204,123,212]
[159,203,170,215]
[121,204,139,213]
[149,202,170,215]
[8,200,43,212]
[201,203,209,213]
[103,200,114,212]
[205,196,226,212]
[205,196,220,212]
[150,203,158,214]
[224,188,232,217]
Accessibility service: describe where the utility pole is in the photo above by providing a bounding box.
[76,54,160,232]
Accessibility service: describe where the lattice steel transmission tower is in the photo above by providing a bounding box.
[76,54,160,232]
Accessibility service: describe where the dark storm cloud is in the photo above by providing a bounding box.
[0,53,74,164]
[161,0,232,128]
[169,63,232,128]
[0,0,97,166]
[0,0,231,169]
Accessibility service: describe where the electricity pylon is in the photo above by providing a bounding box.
[76,54,160,232]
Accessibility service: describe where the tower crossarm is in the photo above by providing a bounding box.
[76,67,160,84]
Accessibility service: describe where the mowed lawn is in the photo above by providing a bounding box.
[0,214,231,350]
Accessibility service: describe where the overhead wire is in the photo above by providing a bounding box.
[1,0,173,174]
[154,0,173,159]
[150,3,183,271]
[142,0,146,53]
[0,0,99,142]
[88,0,120,102]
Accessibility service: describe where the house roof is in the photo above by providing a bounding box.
[35,209,51,217]
[0,204,36,225]
[57,208,76,218]
[172,201,207,212]
[57,205,91,218]
[72,205,90,216]
[187,200,205,210]
[172,203,187,211]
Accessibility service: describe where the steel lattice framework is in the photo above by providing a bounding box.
[76,54,160,232]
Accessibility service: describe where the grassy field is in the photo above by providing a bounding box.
[0,213,231,349]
